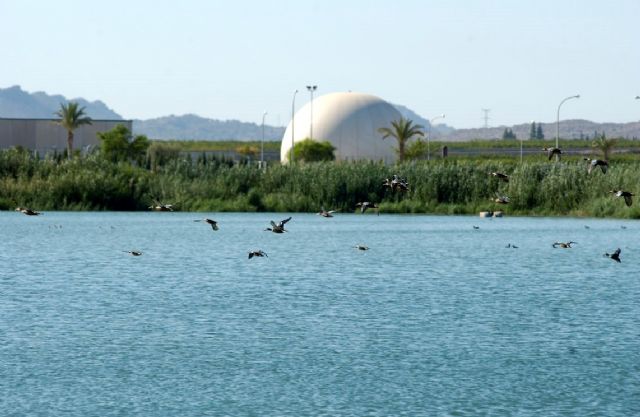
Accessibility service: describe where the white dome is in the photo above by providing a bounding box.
[280,92,402,163]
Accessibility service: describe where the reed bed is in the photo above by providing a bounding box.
[1,148,639,218]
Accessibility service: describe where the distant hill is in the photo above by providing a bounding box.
[443,120,640,141]
[0,85,122,119]
[393,104,454,137]
[3,85,640,141]
[133,114,285,141]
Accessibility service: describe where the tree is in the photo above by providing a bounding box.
[404,138,429,160]
[97,124,150,163]
[502,128,516,140]
[529,122,537,140]
[377,117,424,163]
[293,138,335,162]
[592,133,616,160]
[536,124,545,140]
[55,102,92,159]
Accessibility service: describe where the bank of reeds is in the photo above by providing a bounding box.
[1,148,639,218]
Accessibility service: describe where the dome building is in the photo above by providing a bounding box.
[280,92,402,163]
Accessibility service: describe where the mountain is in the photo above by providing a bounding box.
[0,85,122,119]
[133,114,285,141]
[393,104,454,137]
[442,120,640,141]
[3,85,640,141]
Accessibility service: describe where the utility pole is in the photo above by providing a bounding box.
[481,109,491,129]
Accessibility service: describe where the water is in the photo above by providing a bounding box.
[1,212,638,416]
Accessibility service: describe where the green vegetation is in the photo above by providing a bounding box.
[293,138,335,162]
[98,125,150,163]
[55,102,93,159]
[378,117,424,162]
[157,139,281,152]
[502,128,517,140]
[1,143,640,218]
[592,133,616,160]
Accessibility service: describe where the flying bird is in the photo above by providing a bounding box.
[354,244,369,251]
[490,172,509,182]
[195,218,219,231]
[543,147,562,161]
[552,241,576,248]
[355,201,379,214]
[149,203,174,211]
[248,250,268,259]
[493,194,510,204]
[604,248,621,263]
[610,190,634,207]
[16,207,41,216]
[123,250,143,256]
[584,158,608,174]
[265,216,292,233]
[317,207,339,218]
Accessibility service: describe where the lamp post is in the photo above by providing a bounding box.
[290,89,298,164]
[261,111,268,170]
[427,114,445,161]
[556,94,580,148]
[306,85,317,139]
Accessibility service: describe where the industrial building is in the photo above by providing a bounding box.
[0,118,133,154]
[280,92,402,163]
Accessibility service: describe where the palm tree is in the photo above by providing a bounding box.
[592,133,616,160]
[377,117,424,162]
[55,102,92,159]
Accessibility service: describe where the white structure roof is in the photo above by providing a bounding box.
[280,92,402,163]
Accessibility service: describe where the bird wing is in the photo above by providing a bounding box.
[613,248,621,256]
[280,217,292,226]
[624,195,633,206]
[587,163,594,174]
[270,220,277,228]
[600,164,608,174]
[248,252,254,259]
[210,223,219,231]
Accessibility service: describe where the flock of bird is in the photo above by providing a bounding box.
[12,150,629,263]
[486,148,631,262]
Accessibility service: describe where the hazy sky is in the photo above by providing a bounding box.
[1,0,638,128]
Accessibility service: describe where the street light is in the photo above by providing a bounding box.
[306,85,317,139]
[261,111,268,170]
[427,114,445,161]
[290,89,298,163]
[556,94,580,148]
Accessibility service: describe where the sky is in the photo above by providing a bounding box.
[1,0,639,129]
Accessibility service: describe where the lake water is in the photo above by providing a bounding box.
[1,212,638,416]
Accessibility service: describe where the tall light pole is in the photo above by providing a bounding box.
[290,89,298,164]
[556,94,580,148]
[428,114,445,161]
[261,111,268,170]
[306,85,317,139]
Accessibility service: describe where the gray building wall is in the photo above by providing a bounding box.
[0,118,133,153]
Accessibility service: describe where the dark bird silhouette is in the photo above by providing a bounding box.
[584,225,590,229]
[543,147,562,161]
[584,158,608,174]
[16,207,41,216]
[610,190,634,207]
[248,250,268,259]
[149,202,174,211]
[505,243,518,248]
[383,174,410,192]
[473,225,480,229]
[354,244,369,251]
[355,202,379,215]
[123,250,143,256]
[604,248,621,263]
[490,172,509,182]
[265,217,292,233]
[493,194,510,204]
[553,241,576,248]
[317,207,339,218]
[195,218,219,231]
